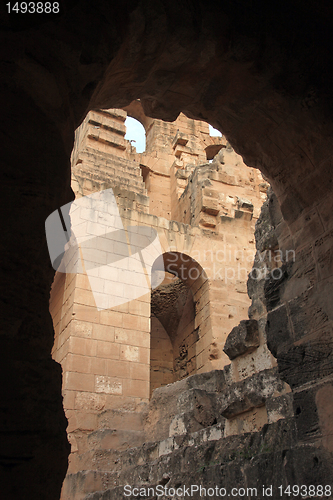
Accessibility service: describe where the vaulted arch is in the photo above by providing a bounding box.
[150,252,208,394]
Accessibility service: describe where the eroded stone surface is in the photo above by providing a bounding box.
[219,368,286,419]
[223,319,260,360]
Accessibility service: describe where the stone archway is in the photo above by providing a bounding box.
[2,1,333,498]
[150,276,196,394]
[150,252,207,395]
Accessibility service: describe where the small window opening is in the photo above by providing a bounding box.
[125,116,146,153]
[208,124,222,137]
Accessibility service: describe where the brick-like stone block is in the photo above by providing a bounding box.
[199,212,216,227]
[201,196,219,215]
[65,371,95,392]
[75,391,107,411]
[130,363,149,381]
[87,428,145,452]
[120,344,140,362]
[67,353,91,374]
[122,378,149,399]
[95,375,122,395]
[99,310,123,327]
[69,336,97,357]
[72,303,100,323]
[107,359,130,379]
[223,319,260,360]
[90,357,107,376]
[96,340,120,359]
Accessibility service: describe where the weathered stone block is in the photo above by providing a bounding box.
[293,387,322,442]
[254,197,278,253]
[177,388,218,428]
[88,428,145,452]
[75,391,107,412]
[220,214,233,224]
[201,196,219,215]
[223,319,260,360]
[244,451,287,498]
[248,298,266,319]
[237,197,254,211]
[266,304,292,358]
[284,446,333,489]
[264,262,292,312]
[219,368,286,419]
[267,188,283,227]
[203,187,219,198]
[277,326,333,388]
[95,376,122,395]
[97,408,144,431]
[199,212,216,227]
[172,131,189,148]
[234,209,252,220]
[169,411,206,436]
[185,369,226,393]
[288,287,329,341]
[266,393,294,423]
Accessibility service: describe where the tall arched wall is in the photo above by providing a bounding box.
[49,99,265,480]
[2,1,333,497]
[50,212,258,430]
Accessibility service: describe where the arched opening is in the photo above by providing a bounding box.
[150,276,196,394]
[124,116,146,153]
[209,124,222,137]
[150,252,208,396]
[205,125,224,161]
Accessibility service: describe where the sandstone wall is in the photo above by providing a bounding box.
[49,107,268,490]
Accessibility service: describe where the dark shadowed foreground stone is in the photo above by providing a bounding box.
[266,305,292,357]
[223,319,260,359]
[84,418,331,500]
[254,191,278,253]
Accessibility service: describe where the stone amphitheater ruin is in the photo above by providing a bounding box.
[2,2,333,499]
